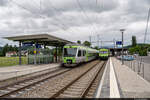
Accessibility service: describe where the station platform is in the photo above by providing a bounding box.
[99,57,150,98]
[0,63,60,81]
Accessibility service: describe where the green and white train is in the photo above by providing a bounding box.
[99,48,109,60]
[62,44,99,67]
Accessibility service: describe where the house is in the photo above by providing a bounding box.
[21,50,28,56]
[6,51,17,57]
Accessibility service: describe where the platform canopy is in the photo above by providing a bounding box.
[4,34,74,46]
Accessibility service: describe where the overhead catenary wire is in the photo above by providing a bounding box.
[87,0,100,35]
[9,0,45,18]
[76,0,102,47]
[40,0,42,12]
[33,0,41,10]
[95,0,100,34]
[140,8,150,65]
[76,0,96,36]
[46,0,78,35]
[87,0,103,47]
[95,0,104,42]
[9,0,75,35]
[35,0,77,35]
[144,8,150,43]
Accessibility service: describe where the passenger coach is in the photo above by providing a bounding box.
[62,44,99,67]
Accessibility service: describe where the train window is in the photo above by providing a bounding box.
[82,50,84,56]
[78,50,81,57]
[81,50,83,56]
[83,50,86,56]
[100,51,108,54]
[64,48,77,57]
[83,51,84,56]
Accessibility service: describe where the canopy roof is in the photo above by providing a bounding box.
[4,34,74,46]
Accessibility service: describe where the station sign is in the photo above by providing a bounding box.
[22,42,33,47]
[116,41,122,45]
[36,44,42,48]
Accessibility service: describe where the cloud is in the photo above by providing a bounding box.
[0,0,150,47]
[0,0,9,6]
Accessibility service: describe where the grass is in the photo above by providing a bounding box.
[0,57,27,67]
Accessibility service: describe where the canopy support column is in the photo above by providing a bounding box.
[56,46,57,63]
[19,41,22,65]
[34,42,37,64]
[44,44,46,49]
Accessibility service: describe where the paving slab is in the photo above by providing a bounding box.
[112,57,150,98]
[0,63,60,81]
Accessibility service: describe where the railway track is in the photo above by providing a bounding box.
[0,67,72,98]
[0,60,106,98]
[85,62,106,98]
[50,61,106,98]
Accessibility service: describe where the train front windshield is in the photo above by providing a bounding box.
[64,48,77,57]
[100,51,108,54]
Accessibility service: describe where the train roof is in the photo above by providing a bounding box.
[65,43,85,46]
[64,43,99,52]
[99,48,109,51]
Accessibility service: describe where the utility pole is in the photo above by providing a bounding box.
[140,8,150,67]
[97,34,99,48]
[144,8,150,43]
[113,38,116,56]
[120,29,125,65]
[89,36,92,47]
[101,40,102,48]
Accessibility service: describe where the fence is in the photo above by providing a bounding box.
[0,48,62,67]
[0,57,27,67]
[28,48,54,64]
[124,60,150,82]
[28,55,53,64]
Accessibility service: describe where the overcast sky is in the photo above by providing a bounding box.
[0,0,150,47]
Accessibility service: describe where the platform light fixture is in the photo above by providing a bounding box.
[120,29,125,65]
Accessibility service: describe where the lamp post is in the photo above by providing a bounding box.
[120,29,125,65]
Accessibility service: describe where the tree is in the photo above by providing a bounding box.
[14,45,18,52]
[129,45,147,56]
[0,50,3,56]
[1,44,19,56]
[132,36,137,47]
[2,44,9,56]
[83,41,91,47]
[94,46,99,50]
[148,47,150,52]
[77,40,81,44]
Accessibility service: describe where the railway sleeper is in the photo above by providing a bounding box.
[63,90,82,95]
[65,88,83,92]
[7,87,17,91]
[70,82,89,85]
[18,91,24,94]
[19,83,28,86]
[58,94,79,98]
[10,95,17,98]
[14,85,24,88]
[86,92,95,96]
[87,89,96,93]
[0,90,10,93]
[68,86,85,90]
[25,81,35,84]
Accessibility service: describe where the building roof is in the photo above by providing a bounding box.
[4,34,74,46]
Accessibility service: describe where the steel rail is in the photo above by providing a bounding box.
[0,67,61,89]
[0,68,72,98]
[81,61,106,98]
[50,61,104,98]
